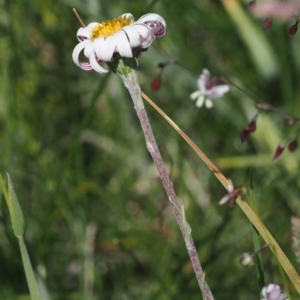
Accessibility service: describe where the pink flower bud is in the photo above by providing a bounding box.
[289,21,298,35]
[272,143,286,161]
[262,18,272,30]
[288,140,298,152]
[151,77,162,90]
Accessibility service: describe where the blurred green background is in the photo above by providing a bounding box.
[1,0,300,299]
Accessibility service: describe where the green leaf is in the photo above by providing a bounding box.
[221,0,278,78]
[7,174,25,237]
[19,236,42,300]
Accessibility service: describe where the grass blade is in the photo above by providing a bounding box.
[19,236,42,300]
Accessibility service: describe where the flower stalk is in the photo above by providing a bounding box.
[140,91,300,294]
[108,55,214,300]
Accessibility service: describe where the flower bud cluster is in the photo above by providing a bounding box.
[247,0,299,36]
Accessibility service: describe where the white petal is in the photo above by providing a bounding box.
[72,42,93,70]
[262,284,279,297]
[72,40,92,66]
[205,99,213,108]
[122,26,142,47]
[83,42,94,58]
[269,286,281,298]
[89,53,108,73]
[137,13,167,37]
[190,91,201,100]
[77,28,90,41]
[131,24,153,48]
[195,95,205,108]
[110,31,133,57]
[208,85,230,98]
[120,13,135,21]
[87,22,100,29]
[219,194,230,205]
[94,37,115,61]
[81,62,94,71]
[278,294,288,300]
[76,22,98,41]
[227,179,234,193]
[197,69,210,93]
[137,13,167,31]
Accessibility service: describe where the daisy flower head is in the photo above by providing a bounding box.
[72,13,166,73]
[190,69,230,108]
[261,283,289,300]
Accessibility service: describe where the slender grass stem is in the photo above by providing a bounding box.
[141,91,300,294]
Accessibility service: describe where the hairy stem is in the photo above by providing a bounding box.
[122,70,214,300]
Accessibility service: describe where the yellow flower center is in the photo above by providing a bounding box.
[90,16,134,40]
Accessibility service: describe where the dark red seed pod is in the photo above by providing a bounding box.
[262,18,272,30]
[247,120,256,133]
[241,129,250,143]
[288,140,298,152]
[151,77,162,90]
[158,63,165,69]
[289,22,298,35]
[272,143,286,161]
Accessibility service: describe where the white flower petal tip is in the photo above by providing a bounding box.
[191,68,230,108]
[138,13,167,37]
[218,194,230,206]
[195,95,205,108]
[218,179,234,205]
[189,91,201,101]
[218,180,247,209]
[72,13,166,73]
[205,99,213,109]
[261,283,289,300]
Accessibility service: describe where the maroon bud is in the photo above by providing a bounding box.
[151,77,162,90]
[241,118,257,143]
[247,120,256,133]
[289,22,298,35]
[262,18,272,30]
[272,143,286,161]
[247,1,256,10]
[158,63,165,69]
[241,129,250,143]
[288,140,298,152]
[289,25,298,35]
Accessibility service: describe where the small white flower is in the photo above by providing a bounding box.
[218,179,247,209]
[261,283,289,300]
[72,13,166,73]
[190,69,230,108]
[239,252,255,267]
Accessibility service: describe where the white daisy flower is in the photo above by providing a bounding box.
[72,13,166,73]
[190,69,230,108]
[261,283,289,300]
